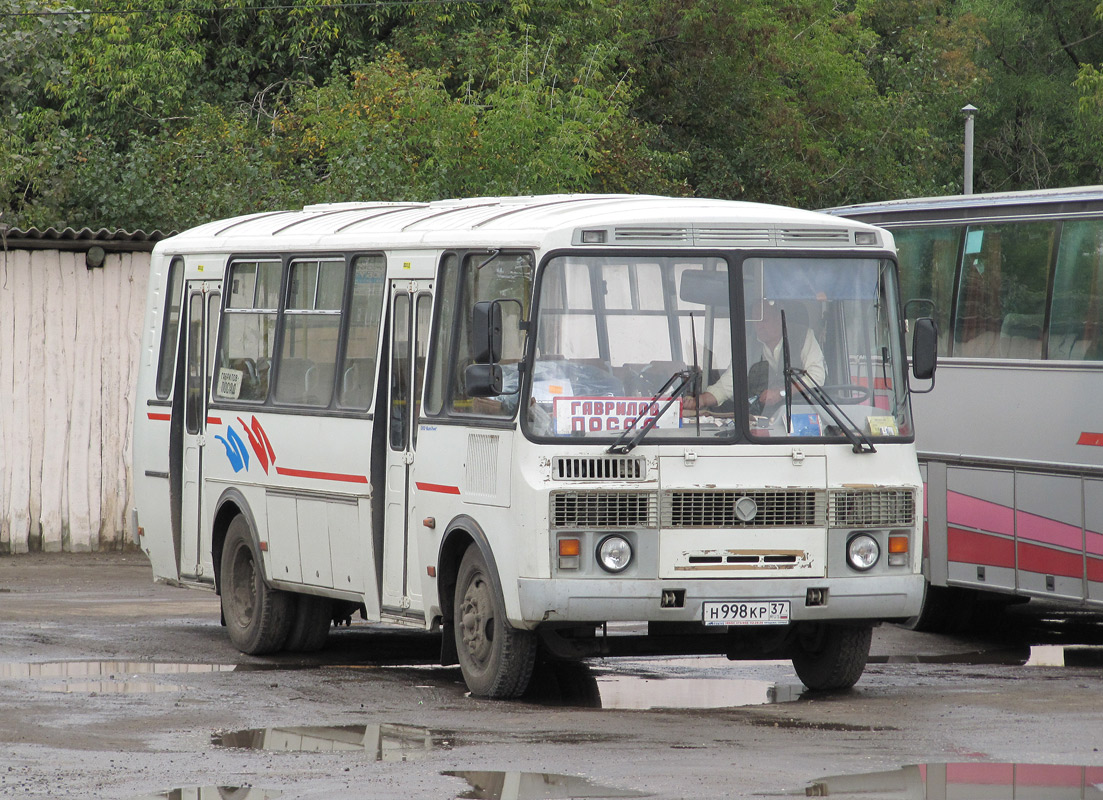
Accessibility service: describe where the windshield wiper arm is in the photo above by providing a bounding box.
[787,369,876,454]
[607,367,701,455]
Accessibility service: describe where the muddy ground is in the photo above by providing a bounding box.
[1,553,1102,800]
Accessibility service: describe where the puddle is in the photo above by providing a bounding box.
[444,771,648,799]
[0,661,237,694]
[212,723,452,760]
[869,644,1103,667]
[130,789,280,800]
[525,658,803,710]
[804,763,1103,798]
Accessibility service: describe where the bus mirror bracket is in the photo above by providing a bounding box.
[910,316,938,391]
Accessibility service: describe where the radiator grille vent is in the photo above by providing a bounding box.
[662,490,826,528]
[829,489,915,527]
[552,456,646,481]
[550,491,658,529]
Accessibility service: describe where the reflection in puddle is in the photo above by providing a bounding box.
[525,659,803,710]
[805,763,1103,798]
[131,788,281,800]
[0,662,237,694]
[444,771,648,799]
[869,645,1103,667]
[212,724,450,761]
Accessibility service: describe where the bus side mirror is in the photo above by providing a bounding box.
[911,317,938,384]
[471,300,503,364]
[464,363,504,397]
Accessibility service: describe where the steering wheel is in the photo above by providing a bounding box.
[818,384,872,405]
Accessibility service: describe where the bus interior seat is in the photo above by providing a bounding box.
[275,358,313,404]
[304,362,335,406]
[341,358,375,407]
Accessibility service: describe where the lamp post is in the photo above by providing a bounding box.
[962,104,978,195]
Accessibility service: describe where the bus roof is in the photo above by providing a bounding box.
[826,185,1103,225]
[155,194,884,254]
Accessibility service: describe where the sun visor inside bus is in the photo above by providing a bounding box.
[761,258,881,301]
[679,270,730,312]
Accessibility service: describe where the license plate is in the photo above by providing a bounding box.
[702,600,791,626]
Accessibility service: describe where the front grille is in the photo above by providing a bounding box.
[552,456,646,481]
[550,491,658,529]
[829,489,915,527]
[662,490,826,528]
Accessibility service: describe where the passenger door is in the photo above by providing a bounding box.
[381,283,432,614]
[177,280,221,581]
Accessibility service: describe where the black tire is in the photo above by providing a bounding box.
[791,623,872,691]
[284,594,333,652]
[220,515,292,655]
[454,545,536,698]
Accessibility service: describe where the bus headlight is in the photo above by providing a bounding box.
[846,533,880,571]
[596,535,633,573]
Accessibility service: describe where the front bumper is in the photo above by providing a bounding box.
[516,573,924,625]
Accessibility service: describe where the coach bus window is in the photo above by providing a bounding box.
[892,227,955,357]
[155,257,185,399]
[1049,220,1103,361]
[449,252,533,418]
[953,221,1054,359]
[275,259,345,407]
[337,254,386,409]
[216,260,281,402]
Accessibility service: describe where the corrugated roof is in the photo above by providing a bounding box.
[1,225,171,251]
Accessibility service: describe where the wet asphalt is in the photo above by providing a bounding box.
[1,553,1102,799]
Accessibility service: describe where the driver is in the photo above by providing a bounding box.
[684,300,825,412]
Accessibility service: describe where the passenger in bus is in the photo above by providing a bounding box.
[683,300,825,414]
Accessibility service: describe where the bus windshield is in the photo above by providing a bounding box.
[526,254,913,444]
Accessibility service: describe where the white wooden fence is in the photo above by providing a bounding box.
[0,242,151,553]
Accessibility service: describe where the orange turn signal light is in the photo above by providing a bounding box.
[558,538,581,557]
[888,535,909,554]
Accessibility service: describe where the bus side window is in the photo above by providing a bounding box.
[216,260,281,402]
[953,222,1053,359]
[337,254,386,410]
[1050,220,1103,361]
[275,259,345,407]
[893,227,956,358]
[449,251,533,418]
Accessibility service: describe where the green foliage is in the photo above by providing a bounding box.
[6,0,1103,230]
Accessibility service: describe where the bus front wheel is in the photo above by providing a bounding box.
[454,545,536,698]
[791,622,872,691]
[220,516,292,655]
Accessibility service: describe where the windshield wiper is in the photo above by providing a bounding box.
[607,367,701,455]
[788,368,876,454]
[778,309,874,454]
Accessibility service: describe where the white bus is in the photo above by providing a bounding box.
[830,187,1103,629]
[132,195,934,696]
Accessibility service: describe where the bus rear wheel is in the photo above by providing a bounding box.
[454,545,536,698]
[220,516,291,655]
[791,622,872,691]
[284,594,333,652]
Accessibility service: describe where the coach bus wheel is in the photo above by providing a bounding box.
[220,516,292,655]
[284,594,333,652]
[791,622,872,691]
[454,545,536,698]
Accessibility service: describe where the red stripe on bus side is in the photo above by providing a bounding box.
[416,482,461,495]
[207,417,222,426]
[1078,431,1103,447]
[947,527,1016,570]
[1016,541,1085,580]
[274,467,368,484]
[147,412,171,421]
